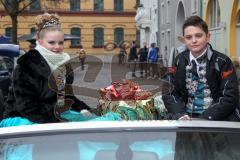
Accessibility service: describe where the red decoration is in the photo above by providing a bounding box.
[99,80,152,101]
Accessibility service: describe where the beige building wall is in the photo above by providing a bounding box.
[0,0,137,55]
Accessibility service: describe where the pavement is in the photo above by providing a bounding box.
[69,54,171,108]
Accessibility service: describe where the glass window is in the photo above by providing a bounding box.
[5,27,12,37]
[0,130,240,160]
[136,29,140,47]
[114,0,123,12]
[94,0,104,12]
[71,27,81,46]
[94,27,104,47]
[30,0,41,11]
[237,11,240,25]
[136,0,140,7]
[209,0,221,28]
[30,27,36,34]
[70,0,80,11]
[114,28,124,45]
[166,0,170,23]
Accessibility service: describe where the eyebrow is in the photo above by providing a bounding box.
[47,41,64,43]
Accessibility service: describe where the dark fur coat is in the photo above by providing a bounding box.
[4,49,90,123]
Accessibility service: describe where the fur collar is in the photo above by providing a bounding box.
[17,49,51,78]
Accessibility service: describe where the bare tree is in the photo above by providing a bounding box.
[0,0,38,44]
[0,0,90,44]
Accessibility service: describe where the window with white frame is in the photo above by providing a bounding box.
[30,27,36,34]
[94,27,104,47]
[161,2,165,24]
[166,0,170,23]
[5,27,12,37]
[30,0,41,11]
[71,27,81,47]
[237,11,240,25]
[191,0,198,14]
[94,0,104,12]
[114,28,124,45]
[114,0,123,12]
[209,0,221,28]
[70,0,80,11]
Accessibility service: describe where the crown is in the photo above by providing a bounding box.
[42,18,60,29]
[36,13,61,31]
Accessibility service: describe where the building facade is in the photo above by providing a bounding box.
[156,0,240,66]
[157,0,201,66]
[0,0,137,55]
[135,0,158,48]
[202,0,240,59]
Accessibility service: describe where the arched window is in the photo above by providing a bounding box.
[114,28,124,45]
[30,27,36,34]
[94,0,104,12]
[237,11,240,25]
[30,0,41,11]
[70,0,80,11]
[5,27,12,37]
[71,27,81,47]
[94,27,104,47]
[114,0,123,11]
[209,0,220,28]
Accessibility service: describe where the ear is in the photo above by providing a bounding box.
[37,39,43,45]
[206,32,211,42]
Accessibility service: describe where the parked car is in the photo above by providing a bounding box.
[0,44,20,98]
[0,56,13,97]
[0,120,239,160]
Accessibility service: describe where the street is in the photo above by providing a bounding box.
[70,54,171,108]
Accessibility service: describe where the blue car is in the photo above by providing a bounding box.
[0,44,20,98]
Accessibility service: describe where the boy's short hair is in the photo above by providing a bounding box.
[182,16,209,35]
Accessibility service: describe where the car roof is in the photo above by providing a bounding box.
[0,120,239,137]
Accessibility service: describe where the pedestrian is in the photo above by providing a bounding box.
[78,44,86,70]
[162,15,240,121]
[118,45,127,64]
[147,43,158,79]
[128,41,138,77]
[1,13,91,127]
[138,42,148,77]
[176,36,187,54]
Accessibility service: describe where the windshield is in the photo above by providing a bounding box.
[0,129,239,160]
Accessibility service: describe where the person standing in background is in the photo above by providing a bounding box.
[138,42,148,78]
[118,45,127,64]
[128,41,138,77]
[78,45,86,70]
[147,43,158,79]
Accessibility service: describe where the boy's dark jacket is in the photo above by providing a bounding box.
[4,49,90,123]
[163,45,240,121]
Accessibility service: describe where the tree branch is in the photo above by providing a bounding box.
[0,0,11,14]
[18,0,38,14]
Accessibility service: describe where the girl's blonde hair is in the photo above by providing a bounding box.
[35,13,62,39]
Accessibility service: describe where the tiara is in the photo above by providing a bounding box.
[36,13,61,31]
[42,18,60,29]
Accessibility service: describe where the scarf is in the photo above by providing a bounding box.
[35,42,71,120]
[35,42,70,71]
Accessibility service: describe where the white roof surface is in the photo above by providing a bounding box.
[0,120,239,136]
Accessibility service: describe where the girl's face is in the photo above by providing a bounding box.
[38,30,64,54]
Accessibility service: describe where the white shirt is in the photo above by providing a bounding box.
[189,47,207,74]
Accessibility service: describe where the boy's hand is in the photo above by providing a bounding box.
[178,114,191,120]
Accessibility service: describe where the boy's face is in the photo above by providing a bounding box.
[183,26,210,57]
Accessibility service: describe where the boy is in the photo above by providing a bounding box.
[162,16,240,121]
